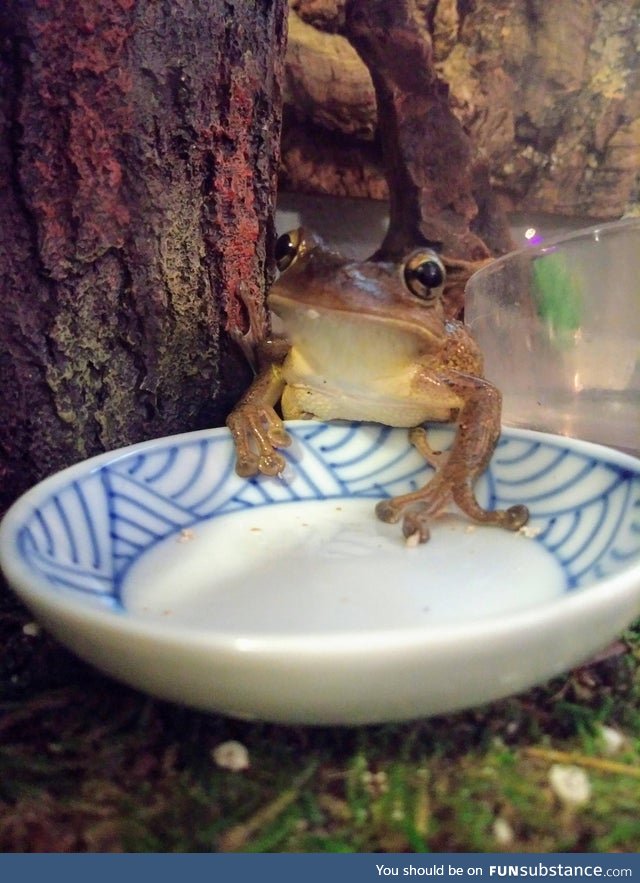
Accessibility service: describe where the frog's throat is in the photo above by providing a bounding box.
[269,296,446,350]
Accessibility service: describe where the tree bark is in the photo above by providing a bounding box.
[0,0,287,514]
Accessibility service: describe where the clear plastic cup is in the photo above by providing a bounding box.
[465,218,640,454]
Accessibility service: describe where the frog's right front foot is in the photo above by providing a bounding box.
[226,405,291,477]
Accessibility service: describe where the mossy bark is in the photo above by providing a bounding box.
[0,0,287,513]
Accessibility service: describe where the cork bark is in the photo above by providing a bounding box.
[0,0,287,513]
[343,0,498,264]
[282,0,640,219]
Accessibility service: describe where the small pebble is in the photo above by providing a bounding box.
[518,524,541,539]
[278,465,295,483]
[22,622,41,637]
[177,528,195,544]
[212,740,250,772]
[492,816,515,846]
[361,769,388,795]
[549,764,591,807]
[598,725,626,755]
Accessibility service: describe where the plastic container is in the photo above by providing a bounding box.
[465,218,640,454]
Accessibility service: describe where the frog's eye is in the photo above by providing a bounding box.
[275,229,302,272]
[404,252,446,299]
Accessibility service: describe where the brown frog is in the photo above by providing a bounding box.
[226,228,529,543]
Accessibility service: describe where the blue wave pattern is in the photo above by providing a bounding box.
[15,424,640,606]
[476,437,640,588]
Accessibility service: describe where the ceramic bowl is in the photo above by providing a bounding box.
[1,421,640,725]
[465,218,640,454]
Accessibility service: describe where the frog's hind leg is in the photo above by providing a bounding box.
[376,473,528,543]
[382,426,447,541]
[451,483,529,532]
[376,472,455,543]
[376,381,529,543]
[408,425,446,469]
[376,454,528,543]
[374,427,449,541]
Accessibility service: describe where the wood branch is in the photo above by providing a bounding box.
[339,0,508,315]
[344,0,493,264]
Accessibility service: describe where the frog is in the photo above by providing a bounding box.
[226,227,529,543]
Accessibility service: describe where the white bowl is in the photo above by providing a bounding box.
[1,421,640,725]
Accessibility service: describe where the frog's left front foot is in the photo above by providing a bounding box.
[376,476,529,544]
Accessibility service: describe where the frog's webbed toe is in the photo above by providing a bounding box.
[375,476,529,544]
[226,405,291,477]
[378,378,531,544]
[452,482,529,531]
[375,473,451,544]
[376,442,529,543]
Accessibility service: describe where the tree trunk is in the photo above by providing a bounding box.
[0,0,287,514]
